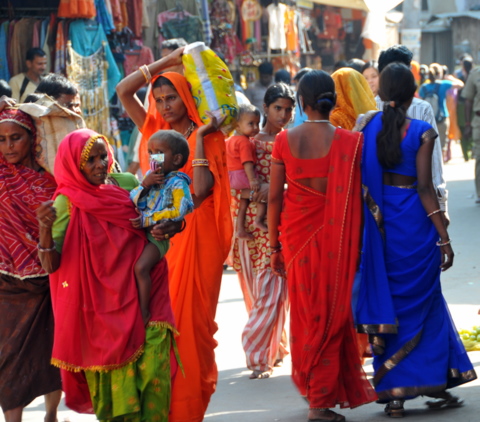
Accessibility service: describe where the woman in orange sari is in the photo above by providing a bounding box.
[268,70,377,422]
[331,67,378,130]
[116,48,232,422]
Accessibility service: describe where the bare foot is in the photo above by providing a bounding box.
[142,309,151,326]
[253,220,268,232]
[236,229,254,240]
[308,409,346,421]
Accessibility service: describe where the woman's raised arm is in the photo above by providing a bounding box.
[116,47,185,129]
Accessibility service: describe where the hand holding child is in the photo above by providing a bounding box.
[130,208,143,229]
[141,169,165,189]
[249,178,260,192]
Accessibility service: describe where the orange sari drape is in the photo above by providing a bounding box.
[57,0,96,18]
[331,67,378,131]
[141,73,233,421]
[278,129,377,408]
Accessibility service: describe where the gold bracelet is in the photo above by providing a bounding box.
[139,65,151,84]
[37,241,56,253]
[427,209,442,217]
[192,158,209,167]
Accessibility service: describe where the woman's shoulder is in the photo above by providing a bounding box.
[110,172,140,191]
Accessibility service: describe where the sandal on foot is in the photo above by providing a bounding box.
[308,409,346,421]
[274,358,284,367]
[384,400,405,418]
[426,392,464,409]
[249,370,271,379]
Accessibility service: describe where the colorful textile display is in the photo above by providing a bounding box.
[20,95,86,175]
[67,41,110,138]
[182,42,238,134]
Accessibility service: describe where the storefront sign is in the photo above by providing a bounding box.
[241,0,262,22]
[401,29,422,62]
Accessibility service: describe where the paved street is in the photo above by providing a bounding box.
[6,142,480,421]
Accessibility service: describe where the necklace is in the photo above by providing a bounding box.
[304,120,331,123]
[183,121,195,138]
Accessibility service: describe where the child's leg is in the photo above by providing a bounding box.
[253,201,268,232]
[236,189,254,240]
[134,243,161,325]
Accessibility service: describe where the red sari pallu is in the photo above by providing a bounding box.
[274,129,377,408]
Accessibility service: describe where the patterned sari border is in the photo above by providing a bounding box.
[373,330,422,387]
[421,128,438,144]
[356,323,398,334]
[376,368,477,401]
[51,344,145,373]
[0,268,49,280]
[362,184,385,239]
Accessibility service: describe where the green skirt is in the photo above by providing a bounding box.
[85,324,175,422]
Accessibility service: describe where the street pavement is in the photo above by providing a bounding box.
[5,142,480,421]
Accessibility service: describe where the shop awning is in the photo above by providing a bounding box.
[308,0,402,12]
[308,0,370,11]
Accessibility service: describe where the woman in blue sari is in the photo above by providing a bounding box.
[356,63,476,418]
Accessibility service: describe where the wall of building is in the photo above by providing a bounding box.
[451,17,480,62]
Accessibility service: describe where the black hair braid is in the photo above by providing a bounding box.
[377,103,406,168]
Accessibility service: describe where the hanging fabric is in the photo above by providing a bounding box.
[266,2,287,50]
[58,0,96,19]
[67,41,110,138]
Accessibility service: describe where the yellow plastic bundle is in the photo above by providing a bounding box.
[458,327,480,351]
[182,42,238,135]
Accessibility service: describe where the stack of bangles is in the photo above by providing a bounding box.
[192,158,209,167]
[436,239,452,247]
[269,244,282,254]
[139,65,152,84]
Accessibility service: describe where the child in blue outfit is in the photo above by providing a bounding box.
[130,130,194,324]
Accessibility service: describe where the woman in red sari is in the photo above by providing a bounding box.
[268,70,377,422]
[0,102,61,422]
[116,49,232,421]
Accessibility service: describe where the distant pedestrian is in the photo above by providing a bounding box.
[9,48,47,102]
[361,60,379,96]
[245,61,274,110]
[462,59,480,203]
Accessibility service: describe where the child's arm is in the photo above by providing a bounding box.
[243,161,259,192]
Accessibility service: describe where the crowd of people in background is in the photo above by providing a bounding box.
[0,40,479,422]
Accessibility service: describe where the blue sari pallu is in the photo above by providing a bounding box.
[356,112,476,402]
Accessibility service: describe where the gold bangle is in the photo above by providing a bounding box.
[37,241,56,253]
[139,65,151,84]
[427,209,442,217]
[192,158,209,167]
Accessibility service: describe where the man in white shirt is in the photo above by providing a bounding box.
[462,64,480,203]
[9,48,47,102]
[376,45,448,218]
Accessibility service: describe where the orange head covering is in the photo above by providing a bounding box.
[140,71,232,258]
[410,60,420,85]
[140,72,204,173]
[330,68,378,130]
